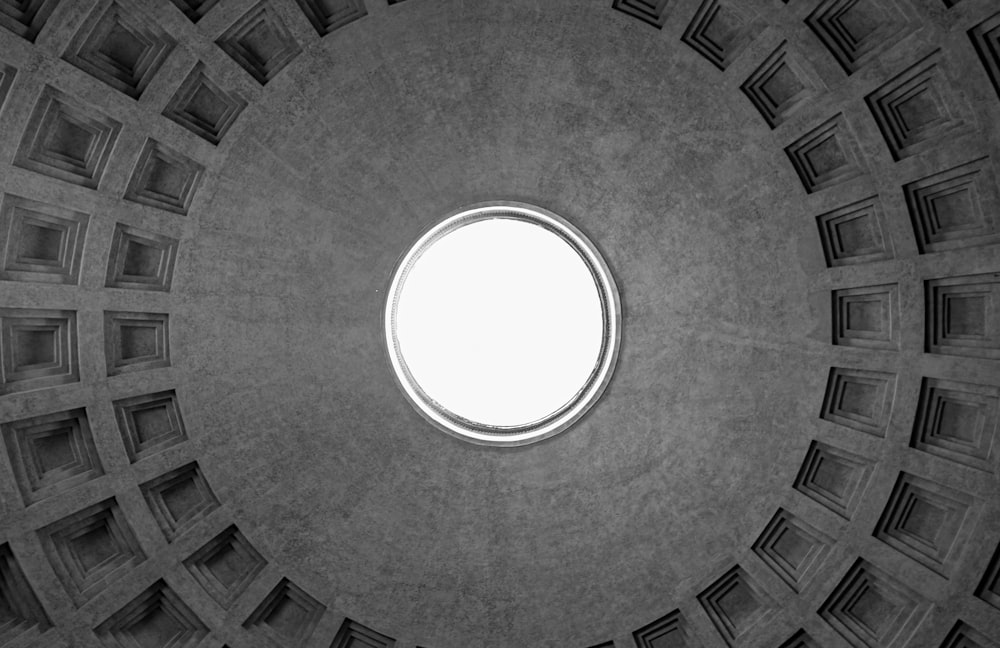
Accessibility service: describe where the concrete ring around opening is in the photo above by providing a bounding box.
[384,202,622,446]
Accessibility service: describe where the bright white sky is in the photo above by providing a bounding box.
[396,218,604,427]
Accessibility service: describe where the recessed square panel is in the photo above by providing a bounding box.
[0,308,78,395]
[63,0,176,99]
[37,497,145,605]
[217,1,301,85]
[0,63,17,112]
[819,558,928,648]
[0,194,89,284]
[866,51,967,161]
[926,273,1000,359]
[785,114,866,193]
[0,543,50,646]
[112,390,187,462]
[163,63,246,145]
[778,630,821,648]
[244,578,325,648]
[969,11,1000,102]
[976,540,1000,610]
[168,0,220,22]
[806,0,917,75]
[104,311,170,375]
[874,471,975,575]
[2,408,104,505]
[0,0,60,42]
[95,579,208,648]
[331,618,396,648]
[794,440,876,519]
[821,367,896,436]
[905,158,999,254]
[682,0,758,71]
[184,525,267,608]
[753,508,834,592]
[697,565,776,646]
[911,377,999,471]
[140,462,220,541]
[632,608,697,648]
[14,86,122,189]
[938,622,996,648]
[293,0,367,36]
[742,41,820,129]
[124,139,204,214]
[833,285,899,350]
[105,223,179,291]
[612,0,672,29]
[816,197,891,266]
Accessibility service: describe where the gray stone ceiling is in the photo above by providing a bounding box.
[0,0,999,647]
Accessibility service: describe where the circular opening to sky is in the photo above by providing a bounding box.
[385,203,621,446]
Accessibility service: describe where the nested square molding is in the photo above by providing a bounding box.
[632,608,698,648]
[37,497,146,605]
[821,367,897,436]
[742,41,822,129]
[682,0,761,71]
[696,565,777,646]
[786,114,867,194]
[63,0,176,99]
[819,558,929,648]
[939,622,996,648]
[794,440,876,519]
[140,461,220,542]
[970,11,1000,102]
[925,273,1000,360]
[612,0,672,29]
[217,1,301,85]
[112,390,188,463]
[124,138,205,215]
[904,157,999,254]
[14,86,122,189]
[168,0,220,23]
[977,539,1000,610]
[243,577,326,648]
[778,630,821,648]
[0,63,17,111]
[0,308,79,395]
[1,407,104,505]
[331,617,397,648]
[104,310,170,376]
[816,197,892,267]
[832,284,899,350]
[753,508,834,592]
[0,193,89,285]
[806,0,918,75]
[873,471,976,576]
[94,578,208,648]
[911,377,998,471]
[294,0,367,36]
[0,0,60,42]
[865,50,970,161]
[163,63,246,146]
[183,524,266,608]
[0,542,50,646]
[105,222,179,291]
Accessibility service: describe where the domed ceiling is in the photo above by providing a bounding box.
[1,0,999,647]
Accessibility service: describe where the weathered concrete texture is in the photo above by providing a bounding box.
[0,0,999,647]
